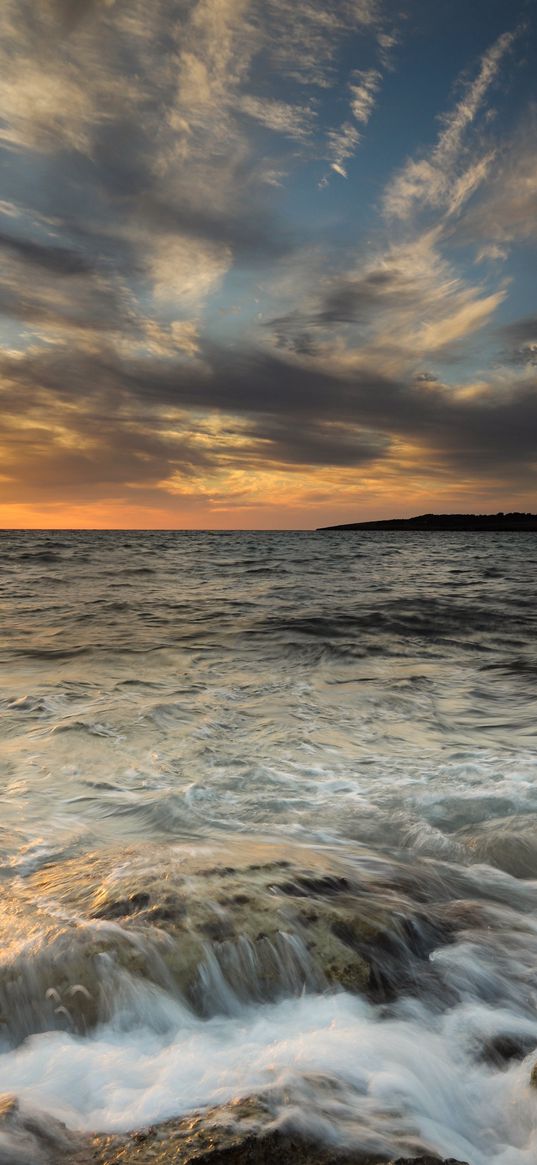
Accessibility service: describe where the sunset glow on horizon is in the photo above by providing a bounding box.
[1,0,536,529]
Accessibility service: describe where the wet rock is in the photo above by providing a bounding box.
[392,1159,468,1165]
[93,892,151,919]
[0,1093,472,1164]
[68,1098,469,1165]
[0,844,375,1039]
[456,815,537,879]
[276,874,351,898]
[0,1094,77,1165]
[480,1031,537,1066]
[330,910,450,1003]
[1,839,458,1043]
[0,915,186,1042]
[83,1125,383,1165]
[0,1094,469,1165]
[93,890,187,926]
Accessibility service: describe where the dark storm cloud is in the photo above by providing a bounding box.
[0,339,431,422]
[266,255,483,357]
[498,315,537,365]
[133,193,294,263]
[49,0,104,33]
[0,230,99,277]
[415,380,537,472]
[1,0,535,515]
[239,417,392,468]
[0,284,134,335]
[316,270,407,325]
[0,430,213,495]
[0,241,137,336]
[268,268,412,350]
[0,386,217,504]
[1,339,536,481]
[13,0,103,38]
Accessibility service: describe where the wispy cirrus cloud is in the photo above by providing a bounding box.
[326,122,362,178]
[383,27,519,220]
[349,67,383,124]
[262,0,383,87]
[456,116,537,255]
[0,0,535,526]
[325,56,388,178]
[266,227,506,373]
[238,95,317,141]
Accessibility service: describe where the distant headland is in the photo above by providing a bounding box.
[318,512,537,531]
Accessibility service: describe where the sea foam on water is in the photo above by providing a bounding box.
[1,530,537,1164]
[1,980,537,1164]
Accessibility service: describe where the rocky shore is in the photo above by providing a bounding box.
[0,1093,469,1165]
[3,837,537,1164]
[1,839,461,1045]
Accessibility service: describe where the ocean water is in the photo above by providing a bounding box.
[1,530,537,1164]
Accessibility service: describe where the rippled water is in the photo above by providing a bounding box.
[1,530,537,1164]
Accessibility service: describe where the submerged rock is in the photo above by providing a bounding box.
[456,815,537,879]
[0,838,460,1044]
[392,1160,468,1165]
[66,1097,469,1165]
[481,1031,537,1067]
[0,844,370,1041]
[0,1093,78,1165]
[0,1093,469,1165]
[0,844,373,1042]
[1,838,477,1048]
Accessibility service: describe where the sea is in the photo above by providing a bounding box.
[1,529,537,1164]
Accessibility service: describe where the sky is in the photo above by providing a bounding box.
[0,0,536,529]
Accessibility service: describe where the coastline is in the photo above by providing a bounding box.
[318,513,537,531]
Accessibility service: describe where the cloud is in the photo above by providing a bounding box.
[326,122,362,178]
[498,314,537,366]
[383,28,518,219]
[348,67,382,124]
[0,0,535,522]
[455,115,537,250]
[239,95,317,141]
[263,0,382,87]
[2,327,536,501]
[0,207,143,342]
[0,0,140,154]
[474,243,510,264]
[324,61,385,179]
[0,0,391,313]
[266,228,506,369]
[149,235,232,307]
[0,229,99,277]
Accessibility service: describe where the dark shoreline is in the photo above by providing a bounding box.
[318,512,537,532]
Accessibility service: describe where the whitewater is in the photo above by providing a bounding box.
[1,529,537,1164]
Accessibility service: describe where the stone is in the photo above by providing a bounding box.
[0,1093,78,1165]
[0,1095,469,1165]
[67,1099,469,1165]
[456,815,537,879]
[0,838,459,1045]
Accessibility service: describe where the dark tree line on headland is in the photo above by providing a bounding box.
[318,512,537,531]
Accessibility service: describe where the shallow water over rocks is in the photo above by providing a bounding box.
[1,530,537,1164]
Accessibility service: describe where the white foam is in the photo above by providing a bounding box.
[2,983,537,1165]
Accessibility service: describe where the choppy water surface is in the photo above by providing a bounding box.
[1,530,537,1164]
